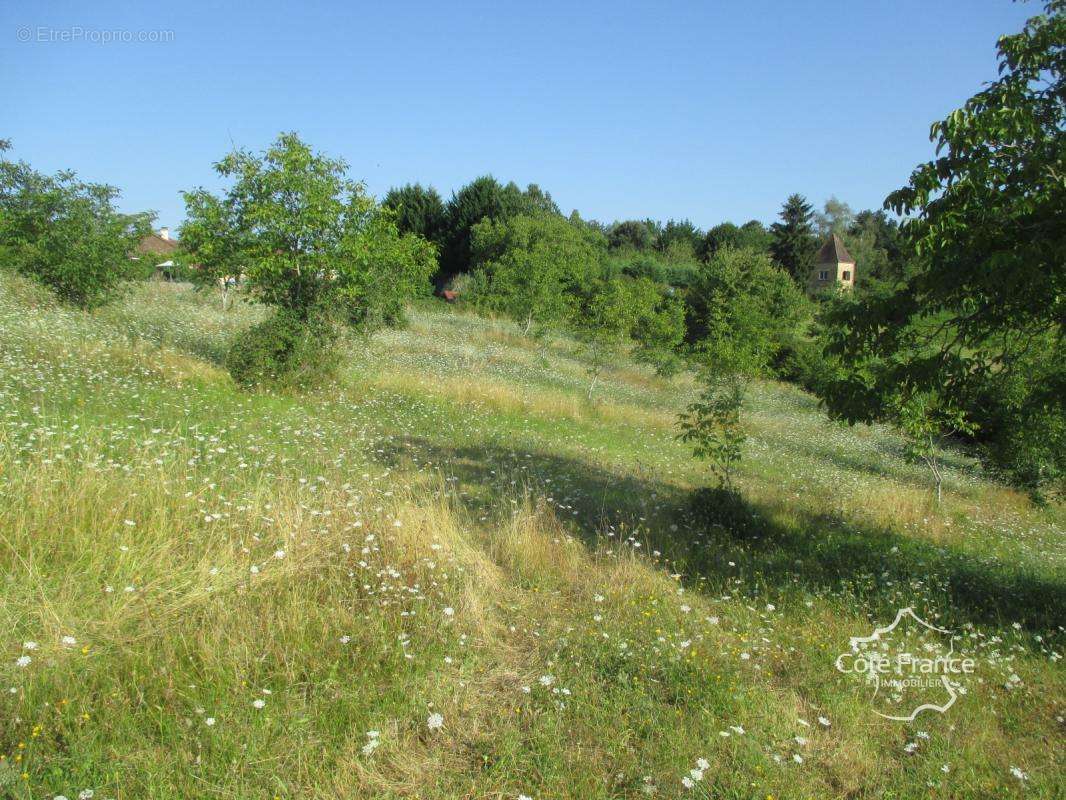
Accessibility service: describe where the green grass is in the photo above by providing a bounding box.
[0,275,1062,799]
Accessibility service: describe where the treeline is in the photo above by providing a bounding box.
[383,177,907,293]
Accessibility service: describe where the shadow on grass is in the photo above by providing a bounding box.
[374,436,1064,635]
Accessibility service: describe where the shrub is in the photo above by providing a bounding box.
[225,309,341,389]
[772,333,836,395]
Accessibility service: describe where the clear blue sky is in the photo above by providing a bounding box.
[1,0,1034,231]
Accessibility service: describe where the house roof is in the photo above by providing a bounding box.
[815,233,854,264]
[137,232,178,256]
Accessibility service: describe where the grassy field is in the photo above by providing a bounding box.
[0,275,1063,799]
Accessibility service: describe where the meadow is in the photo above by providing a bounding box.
[0,274,1062,799]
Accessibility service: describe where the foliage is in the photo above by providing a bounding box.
[469,213,605,332]
[0,142,151,307]
[610,250,701,288]
[681,247,807,486]
[679,373,747,489]
[685,246,808,364]
[225,306,342,389]
[181,133,435,385]
[699,220,771,260]
[656,218,702,260]
[818,2,1065,496]
[771,329,838,394]
[629,281,687,376]
[572,276,686,396]
[607,219,660,252]
[963,335,1065,500]
[769,193,816,284]
[383,183,447,247]
[894,392,975,504]
[178,187,249,301]
[814,196,855,238]
[440,176,560,279]
[845,209,906,290]
[572,277,640,399]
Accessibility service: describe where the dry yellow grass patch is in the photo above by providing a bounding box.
[368,370,675,432]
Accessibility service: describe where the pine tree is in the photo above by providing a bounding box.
[770,194,816,284]
[382,184,446,247]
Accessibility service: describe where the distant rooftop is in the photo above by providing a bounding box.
[816,233,854,264]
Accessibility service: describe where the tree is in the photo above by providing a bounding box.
[685,246,807,351]
[573,277,639,400]
[681,247,806,487]
[814,196,855,238]
[847,210,906,288]
[895,392,974,505]
[700,220,771,260]
[0,141,151,307]
[607,219,659,252]
[818,1,1065,497]
[630,282,687,376]
[573,276,686,398]
[469,213,605,333]
[770,194,816,284]
[179,188,248,309]
[679,373,747,489]
[181,133,435,386]
[657,219,702,258]
[439,177,560,281]
[440,176,507,281]
[383,183,447,247]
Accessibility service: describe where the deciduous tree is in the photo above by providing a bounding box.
[0,141,151,307]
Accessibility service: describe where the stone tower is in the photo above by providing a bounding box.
[809,233,855,293]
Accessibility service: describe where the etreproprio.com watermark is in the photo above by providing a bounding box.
[16,26,175,44]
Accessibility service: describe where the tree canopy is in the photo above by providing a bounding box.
[818,0,1065,495]
[0,141,152,307]
[770,194,816,284]
[469,213,605,332]
[383,183,447,249]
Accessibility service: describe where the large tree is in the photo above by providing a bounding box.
[439,176,559,281]
[770,194,817,284]
[383,183,447,247]
[819,1,1065,496]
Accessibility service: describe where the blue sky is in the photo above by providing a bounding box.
[1,0,1034,231]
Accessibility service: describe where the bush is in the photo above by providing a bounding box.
[225,309,341,389]
[772,333,836,395]
[611,251,700,288]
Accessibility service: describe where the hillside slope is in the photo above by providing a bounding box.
[0,276,1063,799]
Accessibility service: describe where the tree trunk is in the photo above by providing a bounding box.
[587,370,599,402]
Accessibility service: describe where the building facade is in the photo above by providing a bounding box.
[808,233,855,293]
